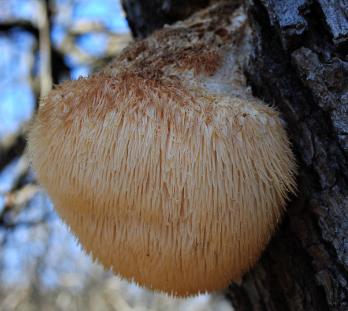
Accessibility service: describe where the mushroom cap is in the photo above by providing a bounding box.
[28,4,297,297]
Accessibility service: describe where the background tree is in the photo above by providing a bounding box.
[120,0,348,310]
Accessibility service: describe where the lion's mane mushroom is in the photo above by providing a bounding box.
[28,3,297,297]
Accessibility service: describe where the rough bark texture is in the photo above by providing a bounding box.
[226,1,348,311]
[121,0,210,38]
[122,0,348,310]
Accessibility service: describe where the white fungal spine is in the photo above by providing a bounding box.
[28,2,297,297]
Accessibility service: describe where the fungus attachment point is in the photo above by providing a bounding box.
[28,3,297,297]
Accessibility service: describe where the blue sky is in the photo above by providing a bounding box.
[0,0,129,142]
[0,0,129,290]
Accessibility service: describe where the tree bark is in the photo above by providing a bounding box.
[122,1,348,310]
[226,1,348,311]
[121,0,209,38]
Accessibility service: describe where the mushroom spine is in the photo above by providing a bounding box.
[28,2,297,297]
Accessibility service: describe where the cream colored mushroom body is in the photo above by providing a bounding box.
[28,4,297,297]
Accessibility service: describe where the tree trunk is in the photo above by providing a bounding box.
[122,1,348,310]
[226,1,348,311]
[121,0,209,38]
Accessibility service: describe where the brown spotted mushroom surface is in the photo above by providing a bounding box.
[28,3,297,297]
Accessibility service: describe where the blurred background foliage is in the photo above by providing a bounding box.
[0,0,233,310]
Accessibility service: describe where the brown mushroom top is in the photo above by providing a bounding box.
[28,3,297,297]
